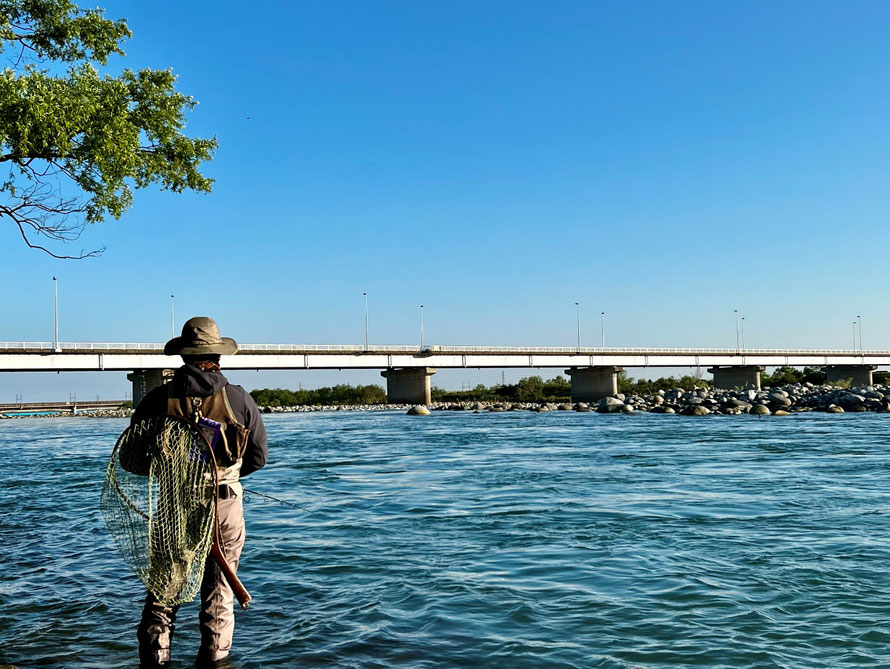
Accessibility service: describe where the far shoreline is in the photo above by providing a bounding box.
[2,380,889,419]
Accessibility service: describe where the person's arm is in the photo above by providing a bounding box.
[131,385,167,424]
[231,385,268,477]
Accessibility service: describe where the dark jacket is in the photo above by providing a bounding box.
[132,364,268,477]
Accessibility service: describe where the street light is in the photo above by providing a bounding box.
[853,321,857,351]
[741,317,746,351]
[734,309,740,353]
[363,292,369,351]
[858,315,863,354]
[420,305,424,349]
[52,276,60,352]
[600,311,605,347]
[170,294,175,339]
[575,302,581,352]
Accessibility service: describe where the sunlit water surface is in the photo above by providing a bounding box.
[2,411,890,668]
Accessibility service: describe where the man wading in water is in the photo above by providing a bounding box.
[133,317,268,667]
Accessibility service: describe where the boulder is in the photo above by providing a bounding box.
[837,393,865,408]
[768,392,792,407]
[597,397,626,413]
[751,404,770,416]
[826,405,844,413]
[407,405,431,416]
[681,405,710,416]
[773,409,791,416]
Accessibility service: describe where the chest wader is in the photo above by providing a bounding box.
[138,387,253,664]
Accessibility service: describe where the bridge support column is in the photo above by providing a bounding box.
[565,366,623,402]
[127,369,174,407]
[381,367,436,405]
[825,365,876,387]
[708,366,765,390]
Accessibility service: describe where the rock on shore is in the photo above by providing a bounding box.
[587,381,890,415]
[5,382,888,419]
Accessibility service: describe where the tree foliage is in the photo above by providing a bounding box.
[760,366,827,386]
[251,384,387,407]
[0,0,216,257]
[617,372,713,396]
[431,375,571,403]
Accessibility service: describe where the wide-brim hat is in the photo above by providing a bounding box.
[164,316,239,356]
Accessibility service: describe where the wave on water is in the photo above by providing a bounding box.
[2,411,890,667]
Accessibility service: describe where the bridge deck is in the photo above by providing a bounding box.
[0,400,126,413]
[0,343,886,371]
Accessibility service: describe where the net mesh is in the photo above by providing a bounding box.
[101,416,217,606]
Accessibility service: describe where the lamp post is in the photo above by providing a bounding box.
[52,276,59,352]
[420,304,424,349]
[734,309,740,353]
[741,317,746,351]
[858,315,863,354]
[363,292,369,351]
[853,321,857,351]
[575,302,581,352]
[600,311,605,348]
[170,294,175,339]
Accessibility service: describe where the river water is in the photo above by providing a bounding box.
[2,410,890,668]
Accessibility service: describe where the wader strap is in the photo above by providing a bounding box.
[219,386,241,427]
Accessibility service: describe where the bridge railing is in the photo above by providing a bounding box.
[0,342,167,350]
[1,342,889,356]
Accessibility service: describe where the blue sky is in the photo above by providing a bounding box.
[2,1,890,400]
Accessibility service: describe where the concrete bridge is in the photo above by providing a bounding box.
[0,399,126,416]
[1,341,885,405]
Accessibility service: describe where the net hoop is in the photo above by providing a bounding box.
[101,415,218,606]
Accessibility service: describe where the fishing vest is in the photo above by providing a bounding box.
[167,386,251,487]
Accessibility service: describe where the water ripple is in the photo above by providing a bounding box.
[2,411,890,667]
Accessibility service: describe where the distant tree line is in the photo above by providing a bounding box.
[250,384,386,406]
[761,366,828,386]
[618,366,831,395]
[617,371,712,395]
[431,376,572,403]
[248,366,847,407]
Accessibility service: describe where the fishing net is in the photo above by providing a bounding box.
[101,416,217,606]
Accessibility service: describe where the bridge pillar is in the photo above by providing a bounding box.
[127,369,174,407]
[564,366,623,402]
[825,365,876,387]
[381,367,436,405]
[708,366,765,390]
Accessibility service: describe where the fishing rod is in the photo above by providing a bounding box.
[241,488,308,511]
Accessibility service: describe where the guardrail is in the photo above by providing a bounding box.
[0,342,166,350]
[0,400,126,410]
[0,342,888,356]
